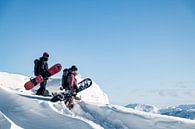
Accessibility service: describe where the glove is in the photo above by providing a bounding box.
[72,90,77,96]
[45,71,51,77]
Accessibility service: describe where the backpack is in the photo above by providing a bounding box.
[34,59,40,76]
[62,68,69,89]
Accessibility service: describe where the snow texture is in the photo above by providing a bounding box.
[0,72,195,129]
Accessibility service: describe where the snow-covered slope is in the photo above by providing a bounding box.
[1,72,195,129]
[76,103,195,129]
[0,111,11,129]
[0,72,109,104]
[0,87,99,129]
[0,72,29,91]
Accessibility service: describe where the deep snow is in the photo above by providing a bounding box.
[1,72,195,129]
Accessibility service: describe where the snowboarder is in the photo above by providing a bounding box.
[61,65,78,109]
[34,52,50,96]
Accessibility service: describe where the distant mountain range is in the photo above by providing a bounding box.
[126,103,195,120]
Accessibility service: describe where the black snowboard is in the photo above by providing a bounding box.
[50,78,92,102]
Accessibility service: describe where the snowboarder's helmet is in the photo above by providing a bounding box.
[43,52,49,58]
[70,65,78,71]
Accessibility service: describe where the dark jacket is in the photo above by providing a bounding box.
[39,57,48,77]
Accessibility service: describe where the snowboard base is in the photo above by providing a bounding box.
[24,64,62,90]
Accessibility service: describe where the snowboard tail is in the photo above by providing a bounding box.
[77,78,92,92]
[24,64,62,90]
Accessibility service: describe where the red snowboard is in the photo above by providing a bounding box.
[24,63,62,90]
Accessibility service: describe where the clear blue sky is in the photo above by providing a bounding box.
[1,0,195,106]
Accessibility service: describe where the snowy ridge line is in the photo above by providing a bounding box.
[0,85,32,97]
[77,102,195,129]
[0,111,12,129]
[112,104,195,123]
[0,87,96,129]
[0,111,23,129]
[17,93,52,101]
[0,72,109,105]
[48,102,104,129]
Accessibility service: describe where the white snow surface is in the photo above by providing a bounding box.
[0,72,195,129]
